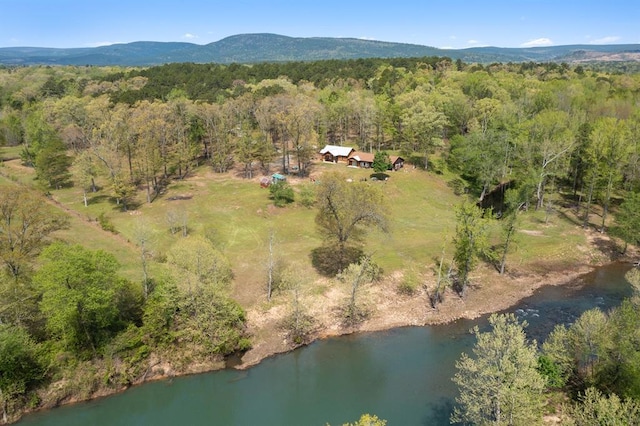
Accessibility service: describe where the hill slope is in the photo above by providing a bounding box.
[1,33,639,66]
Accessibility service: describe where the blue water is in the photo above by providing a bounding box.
[18,263,633,426]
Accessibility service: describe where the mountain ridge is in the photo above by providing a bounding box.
[1,33,638,66]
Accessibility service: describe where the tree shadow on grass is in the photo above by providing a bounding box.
[310,244,364,277]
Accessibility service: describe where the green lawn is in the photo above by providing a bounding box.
[0,146,591,308]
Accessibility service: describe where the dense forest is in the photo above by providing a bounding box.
[1,56,640,424]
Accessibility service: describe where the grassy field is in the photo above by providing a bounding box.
[0,148,593,310]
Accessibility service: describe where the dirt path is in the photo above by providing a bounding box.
[0,159,140,252]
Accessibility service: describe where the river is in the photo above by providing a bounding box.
[18,263,633,426]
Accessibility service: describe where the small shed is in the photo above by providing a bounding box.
[390,156,405,170]
[271,173,286,184]
[259,176,271,188]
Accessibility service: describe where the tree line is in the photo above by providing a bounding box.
[2,59,639,229]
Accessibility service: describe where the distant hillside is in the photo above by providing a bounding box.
[1,33,639,66]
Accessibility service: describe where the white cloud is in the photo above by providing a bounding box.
[439,46,455,50]
[182,33,198,40]
[589,36,621,44]
[358,36,376,40]
[467,39,479,45]
[449,35,457,40]
[520,38,554,47]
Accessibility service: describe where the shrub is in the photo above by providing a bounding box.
[98,212,117,233]
[398,269,420,295]
[269,181,295,207]
[297,184,316,208]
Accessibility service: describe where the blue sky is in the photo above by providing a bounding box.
[1,0,638,49]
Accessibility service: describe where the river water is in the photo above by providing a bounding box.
[18,263,633,426]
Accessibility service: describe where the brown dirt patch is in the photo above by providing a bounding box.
[238,229,639,370]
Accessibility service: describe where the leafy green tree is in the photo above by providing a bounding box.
[610,191,640,253]
[451,313,546,425]
[518,110,574,210]
[398,89,448,170]
[0,188,68,281]
[181,287,249,356]
[166,236,248,356]
[0,188,67,331]
[73,150,98,207]
[542,308,610,392]
[166,235,232,289]
[564,387,640,426]
[449,129,510,201]
[372,151,391,173]
[0,109,24,146]
[0,325,43,422]
[20,107,59,167]
[341,414,387,426]
[452,201,489,296]
[315,172,388,272]
[597,299,640,398]
[590,117,630,232]
[34,136,72,189]
[33,242,142,356]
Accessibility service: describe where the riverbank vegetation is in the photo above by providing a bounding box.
[0,57,639,423]
[453,268,640,424]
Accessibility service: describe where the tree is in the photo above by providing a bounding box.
[0,325,43,423]
[372,151,391,174]
[166,206,188,237]
[564,387,640,426]
[315,172,388,272]
[519,110,574,210]
[278,263,316,345]
[133,218,155,299]
[266,230,276,301]
[452,201,489,296]
[73,150,98,207]
[449,129,511,201]
[611,191,640,253]
[337,256,379,328]
[33,242,141,356]
[590,118,630,233]
[166,235,232,297]
[497,187,527,275]
[34,136,72,189]
[599,299,640,398]
[0,188,68,281]
[542,308,610,392]
[398,89,448,170]
[451,313,546,425]
[341,414,387,426]
[166,237,247,356]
